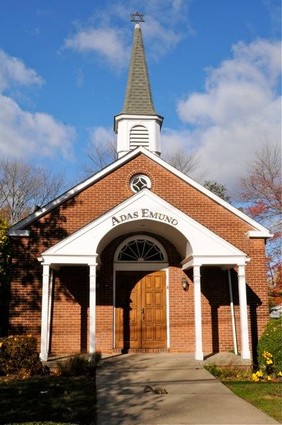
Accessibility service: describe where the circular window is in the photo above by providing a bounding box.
[130,174,151,193]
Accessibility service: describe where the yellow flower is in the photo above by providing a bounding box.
[256,370,263,377]
[277,371,282,377]
[267,376,272,381]
[252,373,259,381]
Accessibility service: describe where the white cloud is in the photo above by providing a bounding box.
[0,50,75,161]
[142,17,182,59]
[64,27,129,71]
[0,49,44,92]
[63,0,190,68]
[89,126,115,146]
[0,94,75,161]
[175,39,281,198]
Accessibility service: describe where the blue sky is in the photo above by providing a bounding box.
[0,0,281,199]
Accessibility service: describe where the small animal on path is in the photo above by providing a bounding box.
[144,385,168,394]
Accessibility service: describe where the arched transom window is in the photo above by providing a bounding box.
[116,237,166,262]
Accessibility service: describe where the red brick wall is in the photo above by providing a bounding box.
[9,153,269,356]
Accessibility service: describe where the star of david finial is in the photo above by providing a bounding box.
[130,11,144,24]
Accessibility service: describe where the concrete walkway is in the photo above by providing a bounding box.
[96,353,279,425]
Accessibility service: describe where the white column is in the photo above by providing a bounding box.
[46,269,54,354]
[40,263,50,361]
[227,269,238,355]
[237,265,251,359]
[194,265,203,360]
[89,263,97,354]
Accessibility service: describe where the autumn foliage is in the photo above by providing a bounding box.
[240,143,281,291]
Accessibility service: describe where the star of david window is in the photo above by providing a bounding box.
[130,174,151,193]
[117,238,165,262]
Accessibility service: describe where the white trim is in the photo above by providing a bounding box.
[114,114,163,132]
[113,270,116,349]
[166,268,170,350]
[115,262,169,271]
[40,255,98,265]
[182,255,249,270]
[46,269,54,354]
[194,265,203,360]
[8,230,30,237]
[89,262,97,354]
[247,230,273,238]
[40,263,50,361]
[228,269,238,356]
[8,147,270,238]
[238,265,251,359]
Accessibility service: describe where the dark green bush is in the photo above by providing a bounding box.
[0,335,43,375]
[57,352,101,377]
[257,318,282,373]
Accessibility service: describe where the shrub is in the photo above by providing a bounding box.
[0,335,44,376]
[57,352,101,377]
[257,318,282,373]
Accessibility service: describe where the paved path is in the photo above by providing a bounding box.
[96,353,279,425]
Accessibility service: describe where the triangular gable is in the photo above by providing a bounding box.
[8,147,271,238]
[41,189,247,268]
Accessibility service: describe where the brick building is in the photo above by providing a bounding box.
[8,20,271,362]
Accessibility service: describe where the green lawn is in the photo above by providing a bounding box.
[223,381,282,423]
[0,376,97,425]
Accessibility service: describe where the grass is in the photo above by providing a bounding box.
[223,381,282,423]
[0,376,97,425]
[205,365,282,423]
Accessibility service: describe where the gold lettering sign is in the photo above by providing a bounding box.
[112,209,178,226]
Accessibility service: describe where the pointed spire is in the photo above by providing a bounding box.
[121,17,157,116]
[114,13,163,158]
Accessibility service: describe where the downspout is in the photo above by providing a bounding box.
[228,269,238,355]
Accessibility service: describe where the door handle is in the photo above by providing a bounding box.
[141,307,145,320]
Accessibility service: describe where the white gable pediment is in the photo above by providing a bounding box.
[41,189,247,267]
[9,148,270,241]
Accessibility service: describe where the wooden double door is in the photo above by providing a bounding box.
[115,271,167,350]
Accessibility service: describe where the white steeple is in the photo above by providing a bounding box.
[114,13,163,158]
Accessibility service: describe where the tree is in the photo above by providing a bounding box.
[84,131,117,176]
[0,217,11,336]
[240,143,281,223]
[162,147,199,176]
[0,161,65,335]
[203,180,231,203]
[0,160,66,224]
[240,143,282,288]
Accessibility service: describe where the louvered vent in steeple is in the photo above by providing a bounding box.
[129,125,149,149]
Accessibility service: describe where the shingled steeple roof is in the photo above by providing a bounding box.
[121,23,157,115]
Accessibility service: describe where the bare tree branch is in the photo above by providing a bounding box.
[0,160,66,224]
[162,147,199,176]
